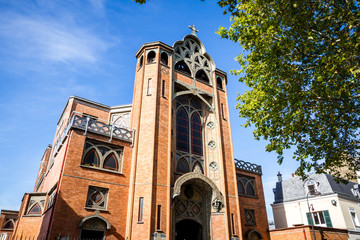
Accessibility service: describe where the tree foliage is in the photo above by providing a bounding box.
[217,0,360,179]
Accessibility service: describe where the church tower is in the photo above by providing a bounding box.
[127,27,241,240]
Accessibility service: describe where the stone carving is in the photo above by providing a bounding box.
[209,161,218,171]
[212,198,224,212]
[206,121,214,129]
[208,141,216,149]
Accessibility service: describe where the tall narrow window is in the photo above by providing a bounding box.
[217,77,223,89]
[138,56,143,70]
[176,108,189,152]
[147,51,156,63]
[162,80,166,98]
[138,197,144,223]
[231,213,235,235]
[147,78,152,96]
[350,208,360,227]
[191,113,203,156]
[157,205,161,230]
[221,103,226,120]
[160,52,168,65]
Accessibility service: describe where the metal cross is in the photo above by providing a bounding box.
[189,25,199,35]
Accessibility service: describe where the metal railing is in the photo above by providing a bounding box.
[235,159,262,175]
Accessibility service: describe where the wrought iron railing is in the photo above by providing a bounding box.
[52,111,135,157]
[235,159,262,175]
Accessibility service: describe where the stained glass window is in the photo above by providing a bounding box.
[28,203,41,215]
[191,113,202,156]
[176,108,189,152]
[177,158,190,173]
[83,149,99,167]
[104,153,118,171]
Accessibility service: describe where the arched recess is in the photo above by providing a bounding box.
[79,215,111,230]
[245,229,263,240]
[173,171,224,211]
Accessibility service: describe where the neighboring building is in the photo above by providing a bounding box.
[271,172,360,240]
[0,210,18,239]
[2,30,270,240]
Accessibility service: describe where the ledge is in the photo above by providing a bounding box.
[80,165,123,175]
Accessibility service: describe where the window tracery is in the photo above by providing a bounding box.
[86,186,108,210]
[82,140,123,172]
[175,95,205,175]
[26,195,45,215]
[174,38,212,84]
[2,219,15,229]
[237,175,256,197]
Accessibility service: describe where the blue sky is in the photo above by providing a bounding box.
[0,0,298,221]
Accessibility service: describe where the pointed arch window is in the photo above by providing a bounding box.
[191,113,203,156]
[81,141,123,173]
[28,203,41,215]
[103,153,118,171]
[175,60,191,76]
[26,195,45,216]
[195,69,209,83]
[192,161,204,173]
[177,158,190,173]
[83,149,99,167]
[3,219,14,229]
[237,174,256,197]
[176,108,189,152]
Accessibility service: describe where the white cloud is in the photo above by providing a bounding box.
[88,0,106,15]
[0,13,110,65]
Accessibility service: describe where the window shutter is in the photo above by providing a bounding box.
[323,210,333,227]
[306,212,313,225]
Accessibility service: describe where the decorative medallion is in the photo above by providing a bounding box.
[207,121,214,129]
[208,141,216,149]
[209,161,218,171]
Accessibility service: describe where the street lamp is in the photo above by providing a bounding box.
[306,185,321,240]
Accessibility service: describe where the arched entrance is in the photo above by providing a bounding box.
[176,219,202,240]
[79,215,111,240]
[173,172,225,240]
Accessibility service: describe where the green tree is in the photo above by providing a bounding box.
[217,0,360,179]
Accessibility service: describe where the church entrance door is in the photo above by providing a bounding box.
[175,219,202,240]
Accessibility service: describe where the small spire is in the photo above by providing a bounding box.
[189,25,199,36]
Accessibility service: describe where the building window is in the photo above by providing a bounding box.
[81,140,123,173]
[175,95,205,175]
[350,208,360,228]
[160,52,168,65]
[147,51,156,63]
[138,197,144,223]
[175,60,191,76]
[216,77,223,89]
[307,210,333,227]
[147,78,152,96]
[221,103,226,120]
[245,209,256,226]
[138,55,143,70]
[195,69,210,84]
[162,80,166,98]
[86,186,108,210]
[2,219,14,230]
[46,187,57,211]
[237,175,256,197]
[26,195,46,216]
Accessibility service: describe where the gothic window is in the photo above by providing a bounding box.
[175,95,205,175]
[191,113,203,156]
[245,209,256,226]
[175,60,191,75]
[161,52,168,65]
[86,186,108,210]
[195,69,209,83]
[147,51,156,63]
[177,158,190,173]
[176,108,189,152]
[81,140,123,173]
[162,80,166,98]
[147,78,152,95]
[2,219,14,229]
[26,195,45,215]
[138,197,144,223]
[83,149,99,167]
[217,77,223,89]
[237,175,256,197]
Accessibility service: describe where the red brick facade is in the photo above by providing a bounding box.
[270,225,348,240]
[2,34,270,240]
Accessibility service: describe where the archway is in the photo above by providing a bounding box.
[79,215,110,240]
[175,219,202,240]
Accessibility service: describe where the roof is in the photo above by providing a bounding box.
[273,173,359,203]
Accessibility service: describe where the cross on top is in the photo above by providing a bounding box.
[189,25,199,36]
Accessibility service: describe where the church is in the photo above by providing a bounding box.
[0,28,270,240]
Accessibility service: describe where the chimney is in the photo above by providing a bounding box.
[277,171,282,182]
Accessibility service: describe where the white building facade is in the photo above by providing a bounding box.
[271,173,360,240]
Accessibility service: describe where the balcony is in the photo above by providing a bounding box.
[235,159,262,175]
[52,112,134,157]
